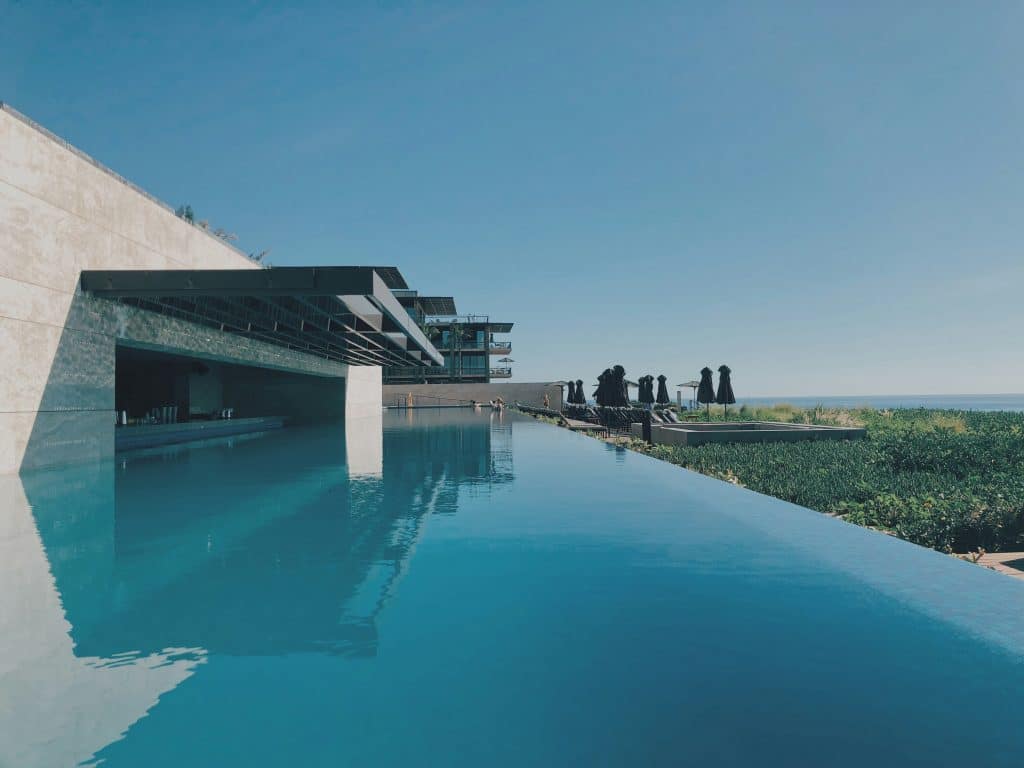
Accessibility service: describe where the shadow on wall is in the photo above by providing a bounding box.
[20,292,116,473]
[222,366,346,425]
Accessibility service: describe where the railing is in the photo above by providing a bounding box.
[437,341,487,351]
[385,366,453,379]
[431,340,511,353]
[490,367,512,378]
[387,392,478,408]
[384,365,490,380]
[423,314,491,325]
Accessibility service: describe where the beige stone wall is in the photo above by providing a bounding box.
[382,382,563,410]
[0,104,378,473]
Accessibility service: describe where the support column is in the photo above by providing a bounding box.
[344,366,382,418]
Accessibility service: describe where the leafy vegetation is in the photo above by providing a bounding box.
[632,407,1024,554]
[175,202,270,265]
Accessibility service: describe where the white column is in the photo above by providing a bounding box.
[344,365,382,418]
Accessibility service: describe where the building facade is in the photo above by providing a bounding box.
[384,290,513,384]
[0,103,438,473]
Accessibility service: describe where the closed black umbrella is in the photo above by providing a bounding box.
[612,365,629,407]
[566,380,577,406]
[638,374,654,405]
[656,374,670,405]
[575,379,585,404]
[697,367,716,418]
[716,364,736,418]
[595,369,612,406]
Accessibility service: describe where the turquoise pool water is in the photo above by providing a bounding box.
[4,410,1024,766]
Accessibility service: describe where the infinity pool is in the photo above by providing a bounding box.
[4,410,1024,766]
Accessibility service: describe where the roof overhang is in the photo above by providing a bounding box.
[80,267,444,368]
[416,296,458,316]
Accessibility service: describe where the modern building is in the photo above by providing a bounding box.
[384,290,513,384]
[0,103,441,474]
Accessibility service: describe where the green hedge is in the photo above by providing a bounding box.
[638,409,1024,553]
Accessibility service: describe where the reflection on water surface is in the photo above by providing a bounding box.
[4,409,1024,767]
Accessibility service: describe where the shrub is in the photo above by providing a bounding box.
[637,408,1024,553]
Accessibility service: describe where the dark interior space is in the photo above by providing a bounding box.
[115,347,194,421]
[115,345,346,426]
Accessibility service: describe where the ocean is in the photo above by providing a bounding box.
[731,394,1024,412]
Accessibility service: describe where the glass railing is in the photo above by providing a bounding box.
[384,366,491,379]
[437,341,488,351]
[430,340,511,352]
[423,315,490,325]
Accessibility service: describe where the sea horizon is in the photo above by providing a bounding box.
[728,393,1024,412]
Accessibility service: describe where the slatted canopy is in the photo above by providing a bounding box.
[415,296,458,316]
[80,266,444,368]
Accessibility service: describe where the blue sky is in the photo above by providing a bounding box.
[3,1,1022,395]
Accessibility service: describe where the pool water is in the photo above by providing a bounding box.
[4,410,1024,766]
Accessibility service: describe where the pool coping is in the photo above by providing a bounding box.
[631,420,866,446]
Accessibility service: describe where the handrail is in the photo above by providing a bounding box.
[389,392,482,407]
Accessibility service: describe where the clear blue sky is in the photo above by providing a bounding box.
[3,1,1022,396]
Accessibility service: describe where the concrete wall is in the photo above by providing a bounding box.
[179,358,350,424]
[0,104,379,473]
[632,421,867,446]
[222,365,346,424]
[347,366,383,417]
[382,382,562,410]
[188,364,224,416]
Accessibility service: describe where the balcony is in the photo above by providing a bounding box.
[424,314,490,325]
[384,364,493,382]
[490,367,512,378]
[385,365,454,379]
[432,340,512,353]
[437,340,487,351]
